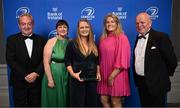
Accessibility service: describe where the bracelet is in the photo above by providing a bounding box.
[48,80,54,83]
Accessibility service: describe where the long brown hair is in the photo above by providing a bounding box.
[101,13,124,40]
[75,18,98,56]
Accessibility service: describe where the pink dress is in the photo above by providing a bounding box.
[97,33,131,96]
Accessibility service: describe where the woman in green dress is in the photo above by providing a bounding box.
[41,20,69,107]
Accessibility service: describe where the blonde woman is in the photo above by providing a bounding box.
[97,13,131,107]
[65,18,101,107]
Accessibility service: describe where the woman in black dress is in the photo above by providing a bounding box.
[65,18,101,107]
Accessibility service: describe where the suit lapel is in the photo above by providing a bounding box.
[19,35,31,59]
[145,32,153,56]
[133,35,139,57]
[30,34,37,60]
[134,36,139,49]
[144,29,156,70]
[145,29,156,57]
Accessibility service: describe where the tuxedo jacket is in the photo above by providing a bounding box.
[6,33,46,88]
[133,29,177,96]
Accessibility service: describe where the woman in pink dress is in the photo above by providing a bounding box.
[97,13,131,107]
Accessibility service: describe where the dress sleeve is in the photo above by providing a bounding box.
[64,41,74,67]
[96,55,99,66]
[114,34,131,70]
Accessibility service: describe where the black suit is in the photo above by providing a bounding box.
[133,29,177,107]
[6,32,46,107]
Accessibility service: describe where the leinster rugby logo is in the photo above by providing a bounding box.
[16,7,30,18]
[48,30,57,38]
[81,7,95,20]
[146,6,159,20]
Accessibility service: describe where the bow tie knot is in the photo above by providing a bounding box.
[138,31,150,40]
[138,36,146,39]
[22,36,33,40]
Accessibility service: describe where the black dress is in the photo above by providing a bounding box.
[65,40,99,107]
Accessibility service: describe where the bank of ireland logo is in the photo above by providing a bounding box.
[47,8,63,20]
[16,7,30,18]
[146,6,159,20]
[112,7,127,20]
[81,7,95,20]
[48,30,57,38]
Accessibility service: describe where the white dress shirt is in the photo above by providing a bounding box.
[135,33,149,76]
[23,34,33,58]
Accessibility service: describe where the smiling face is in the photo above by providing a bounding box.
[78,21,90,38]
[105,16,118,33]
[56,24,68,38]
[136,13,152,35]
[18,15,34,36]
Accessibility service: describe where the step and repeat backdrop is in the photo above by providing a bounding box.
[3,0,172,107]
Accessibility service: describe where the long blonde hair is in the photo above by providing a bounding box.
[75,18,98,56]
[101,13,124,40]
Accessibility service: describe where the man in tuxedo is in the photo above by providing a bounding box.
[133,12,177,107]
[6,13,46,107]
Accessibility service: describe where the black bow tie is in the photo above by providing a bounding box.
[138,31,150,40]
[21,35,34,40]
[138,36,146,39]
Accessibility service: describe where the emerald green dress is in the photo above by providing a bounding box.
[41,38,69,107]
